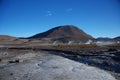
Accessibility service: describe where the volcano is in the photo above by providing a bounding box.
[29,25,94,42]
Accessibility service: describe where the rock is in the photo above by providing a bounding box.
[0,51,116,80]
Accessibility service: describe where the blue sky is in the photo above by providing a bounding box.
[0,0,120,38]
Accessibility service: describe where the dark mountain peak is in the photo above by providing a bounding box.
[54,25,84,32]
[29,25,94,42]
[55,25,79,29]
[44,25,80,34]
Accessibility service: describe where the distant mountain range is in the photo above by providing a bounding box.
[0,25,120,44]
[0,35,16,40]
[0,35,29,44]
[96,36,120,42]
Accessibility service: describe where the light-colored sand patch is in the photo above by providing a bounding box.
[0,51,116,80]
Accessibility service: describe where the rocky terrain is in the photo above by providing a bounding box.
[0,49,117,80]
[42,46,120,80]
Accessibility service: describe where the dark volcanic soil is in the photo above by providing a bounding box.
[39,46,120,80]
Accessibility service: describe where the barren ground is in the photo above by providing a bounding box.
[0,44,120,80]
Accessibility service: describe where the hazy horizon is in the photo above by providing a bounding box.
[0,0,120,38]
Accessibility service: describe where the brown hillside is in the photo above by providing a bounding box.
[29,25,94,42]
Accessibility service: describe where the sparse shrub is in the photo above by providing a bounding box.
[103,61,109,66]
[108,48,117,51]
[112,56,120,61]
[10,73,13,76]
[15,59,20,63]
[8,60,15,63]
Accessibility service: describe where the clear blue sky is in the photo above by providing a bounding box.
[0,0,120,38]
